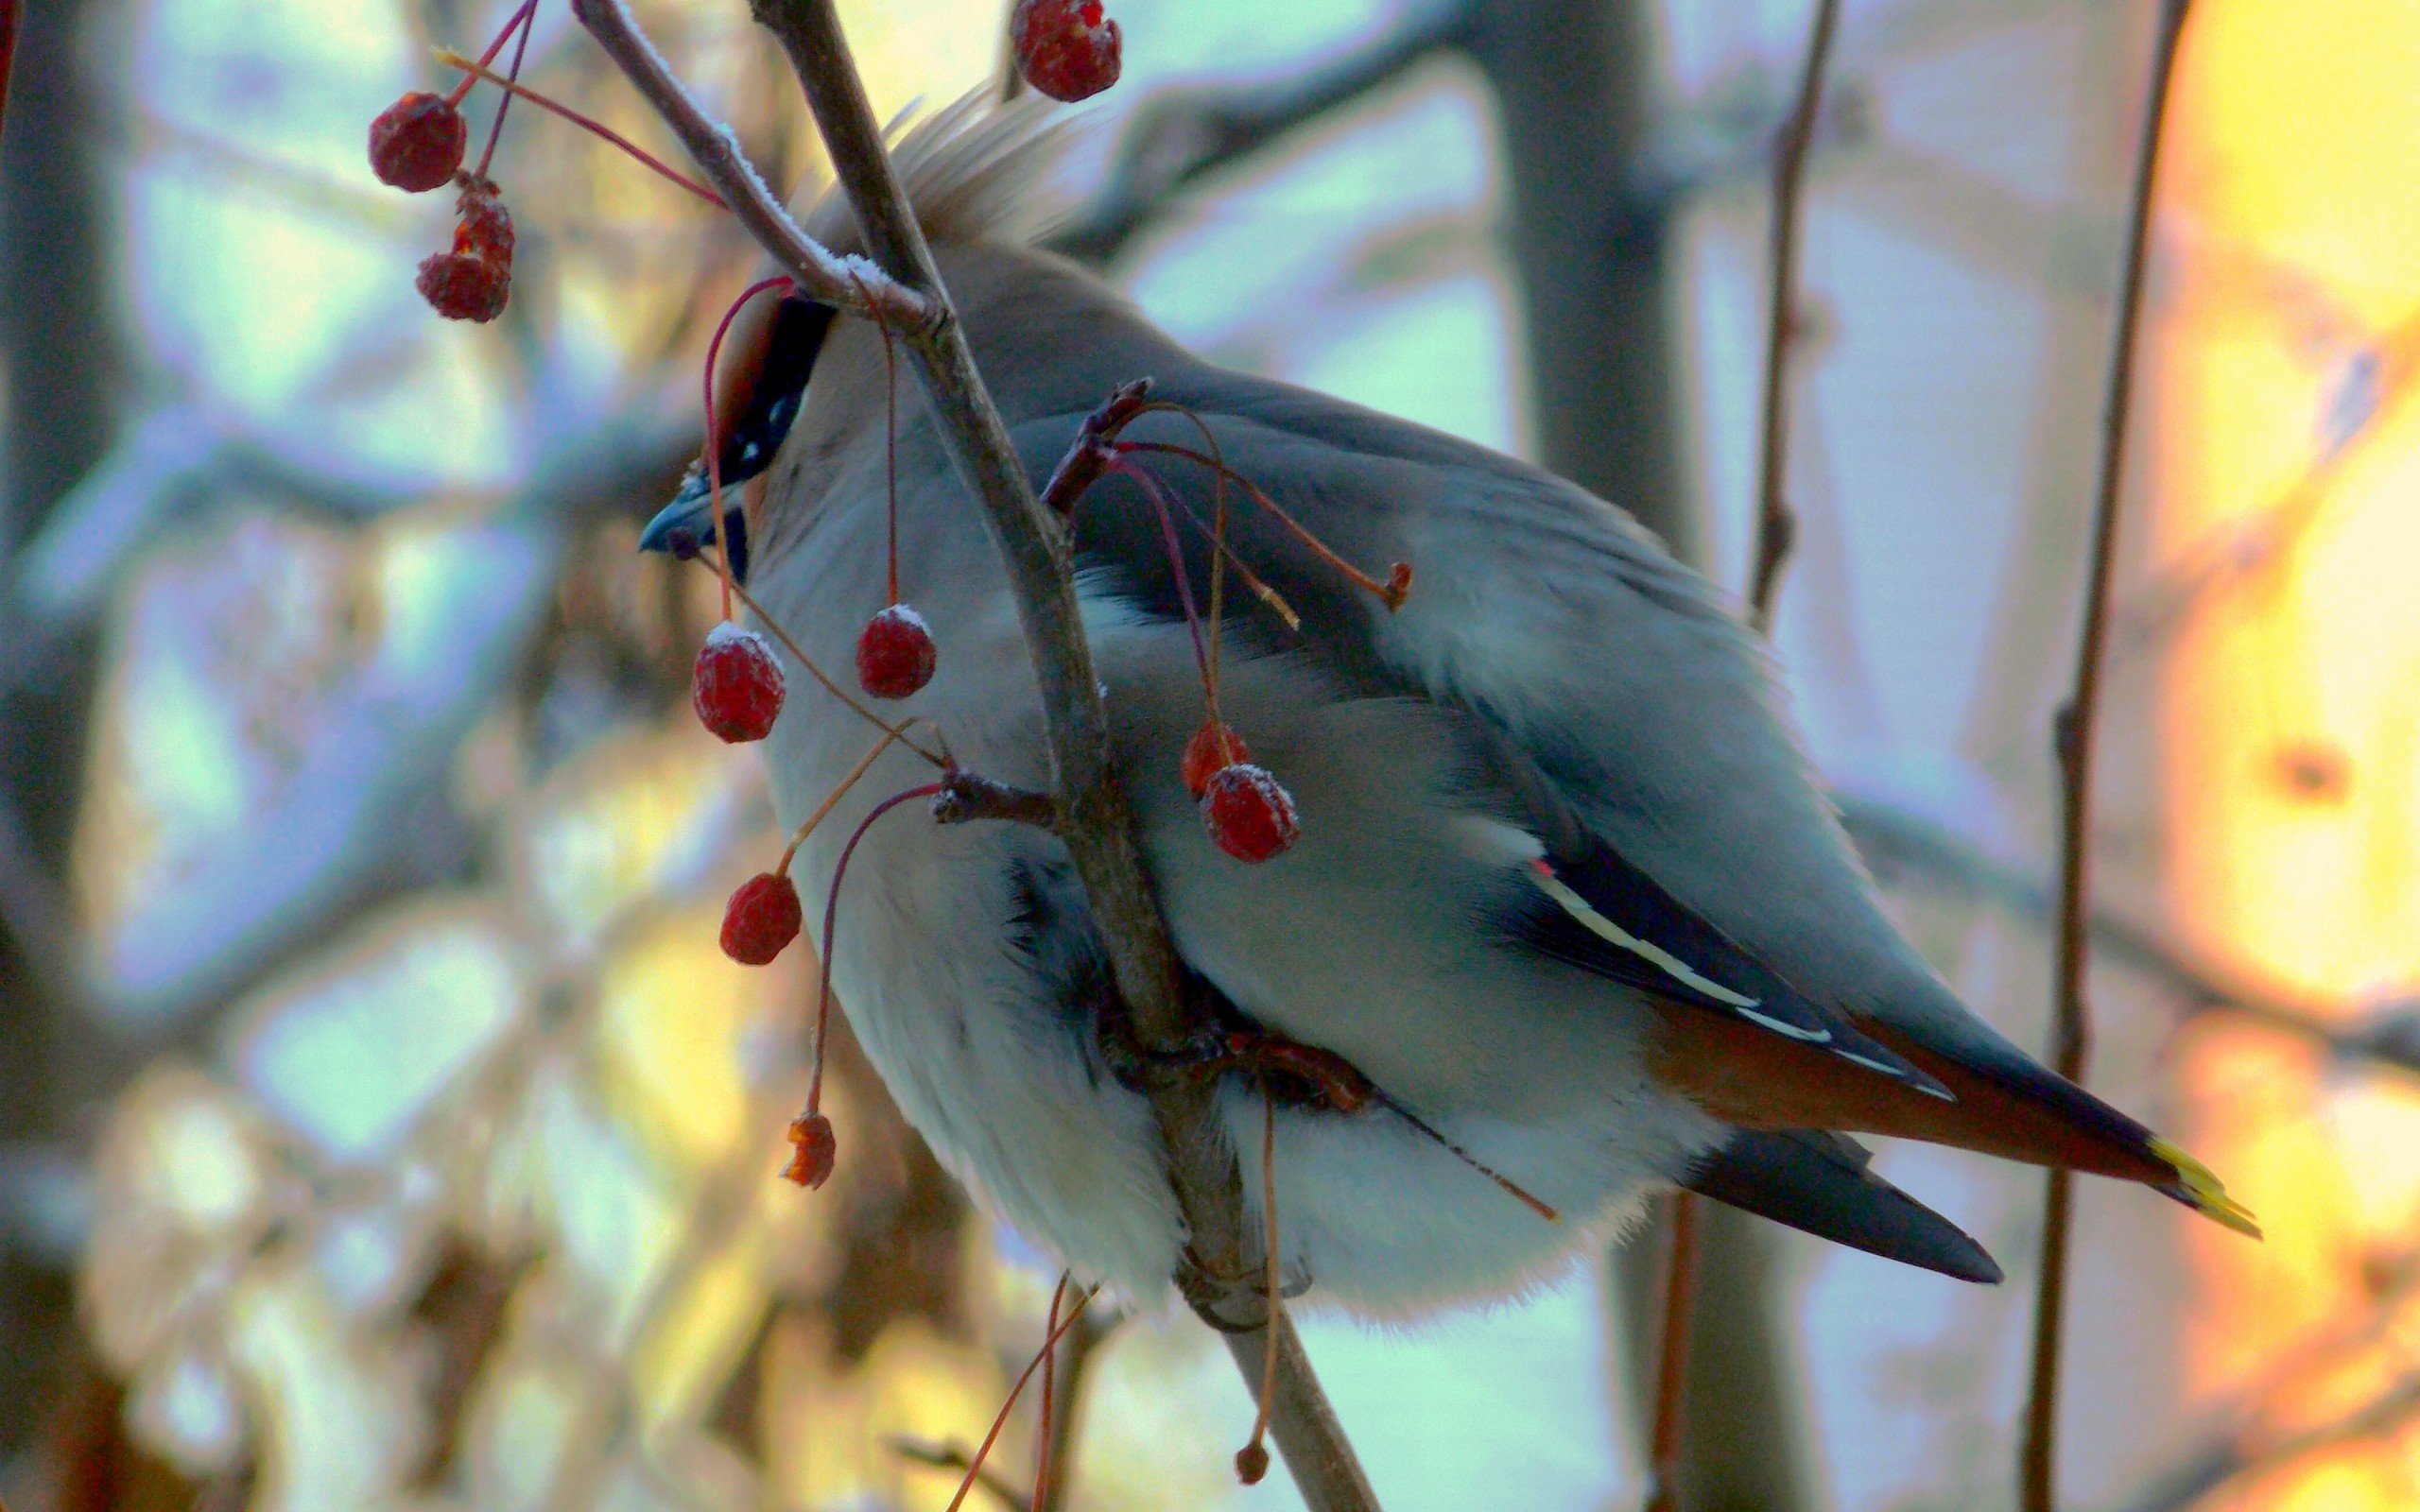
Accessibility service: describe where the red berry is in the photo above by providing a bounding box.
[1011,0,1122,103]
[1201,764,1298,864]
[693,623,786,742]
[415,251,511,322]
[1181,721,1249,799]
[783,1112,837,1189]
[856,604,937,700]
[721,872,803,965]
[1235,1442,1270,1486]
[368,92,467,193]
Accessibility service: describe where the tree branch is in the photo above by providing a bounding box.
[0,0,20,143]
[569,0,934,331]
[1833,791,2420,1078]
[2021,10,2194,1506]
[1046,2,1470,267]
[1646,12,1840,1503]
[1746,0,1838,631]
[573,1,1379,1503]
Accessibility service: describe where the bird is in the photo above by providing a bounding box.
[641,97,2256,1316]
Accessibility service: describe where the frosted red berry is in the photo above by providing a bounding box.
[1181,720,1249,799]
[369,92,468,193]
[856,604,937,700]
[1201,764,1298,863]
[783,1112,837,1189]
[1011,0,1122,103]
[416,252,511,322]
[721,872,803,965]
[693,623,786,742]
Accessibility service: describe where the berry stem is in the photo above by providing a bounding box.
[1240,1085,1282,1481]
[436,51,729,206]
[704,561,947,765]
[851,273,903,608]
[944,1285,1098,1512]
[776,728,903,875]
[1104,459,1214,700]
[806,781,946,1122]
[1121,438,1412,610]
[443,0,538,108]
[1033,1271,1070,1512]
[472,0,537,180]
[703,276,797,621]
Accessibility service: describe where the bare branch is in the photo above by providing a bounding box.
[888,1437,1027,1512]
[568,0,936,331]
[0,788,95,1022]
[1218,1313,1381,1510]
[1038,1303,1119,1512]
[2021,9,2195,1507]
[677,1,1380,1503]
[1641,1191,1702,1512]
[2116,1374,2420,1512]
[1648,10,1842,1496]
[1746,0,1839,630]
[1833,792,2420,1075]
[931,769,1058,831]
[1046,2,1470,266]
[0,0,21,142]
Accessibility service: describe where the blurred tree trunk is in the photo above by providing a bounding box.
[1462,0,1696,566]
[0,0,122,1464]
[1461,4,1806,1508]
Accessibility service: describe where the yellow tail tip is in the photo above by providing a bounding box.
[2150,1138,2263,1240]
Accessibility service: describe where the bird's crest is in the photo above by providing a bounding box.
[800,91,1072,254]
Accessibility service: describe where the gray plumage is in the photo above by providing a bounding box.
[643,100,2247,1314]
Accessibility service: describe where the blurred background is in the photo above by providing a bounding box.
[3,0,2418,1508]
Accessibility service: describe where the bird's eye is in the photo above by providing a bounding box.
[710,296,836,488]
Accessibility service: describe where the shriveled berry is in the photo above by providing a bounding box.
[452,180,515,265]
[783,1112,837,1189]
[1235,1442,1270,1486]
[1201,764,1298,864]
[721,872,803,965]
[369,92,467,193]
[1181,720,1249,799]
[1011,0,1122,103]
[416,251,511,322]
[856,604,937,699]
[693,622,786,742]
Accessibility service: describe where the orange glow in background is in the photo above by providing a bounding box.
[2160,2,2420,1505]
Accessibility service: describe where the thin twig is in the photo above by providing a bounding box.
[1649,8,1841,1494]
[1037,1304,1120,1512]
[0,0,21,141]
[1747,0,1839,630]
[1642,1191,1702,1512]
[1219,1313,1382,1511]
[2021,7,2193,1510]
[568,0,935,330]
[889,1437,1027,1512]
[435,51,728,205]
[720,2,1379,1504]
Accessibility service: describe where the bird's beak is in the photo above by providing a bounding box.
[639,472,752,584]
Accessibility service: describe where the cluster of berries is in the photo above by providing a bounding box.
[366,0,540,323]
[370,93,520,323]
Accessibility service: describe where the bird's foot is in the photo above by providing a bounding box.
[1176,1245,1312,1333]
[1098,1016,1375,1115]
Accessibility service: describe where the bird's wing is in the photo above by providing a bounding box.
[1051,378,2253,1236]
